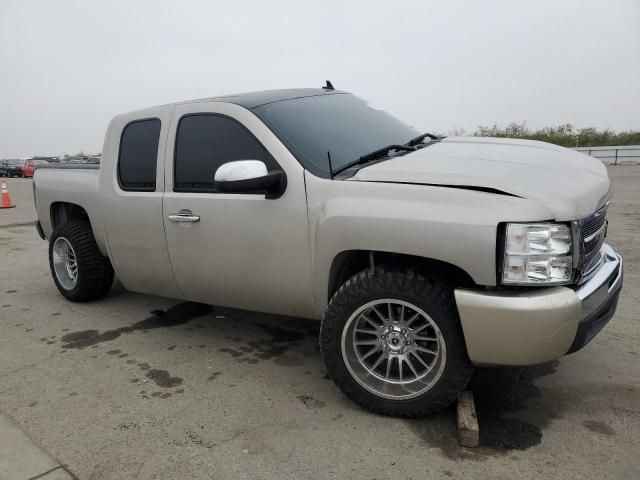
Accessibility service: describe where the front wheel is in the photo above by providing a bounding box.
[320,267,472,417]
[49,221,114,302]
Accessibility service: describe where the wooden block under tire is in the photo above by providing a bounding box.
[457,390,479,447]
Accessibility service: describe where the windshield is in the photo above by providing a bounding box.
[254,93,419,178]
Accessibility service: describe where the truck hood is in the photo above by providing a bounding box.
[349,136,610,220]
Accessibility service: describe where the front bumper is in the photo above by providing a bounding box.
[454,243,623,366]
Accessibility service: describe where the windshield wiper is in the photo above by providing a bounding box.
[405,132,442,147]
[332,144,415,177]
[330,133,443,178]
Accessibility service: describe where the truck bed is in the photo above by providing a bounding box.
[37,164,100,170]
[33,166,102,245]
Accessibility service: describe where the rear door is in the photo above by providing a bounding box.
[99,106,182,299]
[162,101,313,317]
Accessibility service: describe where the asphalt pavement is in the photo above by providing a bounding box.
[0,170,638,479]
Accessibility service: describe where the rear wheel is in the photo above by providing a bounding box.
[49,221,114,302]
[320,267,472,417]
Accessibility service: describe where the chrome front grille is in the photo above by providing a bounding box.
[583,206,607,239]
[579,204,608,279]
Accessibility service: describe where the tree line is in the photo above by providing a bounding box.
[460,123,640,147]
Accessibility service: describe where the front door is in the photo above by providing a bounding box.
[162,102,313,318]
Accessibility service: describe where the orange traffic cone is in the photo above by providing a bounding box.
[1,181,16,209]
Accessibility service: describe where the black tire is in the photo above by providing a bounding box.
[320,266,473,417]
[49,221,114,302]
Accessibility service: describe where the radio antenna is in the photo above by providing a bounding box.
[327,151,334,180]
[323,80,335,90]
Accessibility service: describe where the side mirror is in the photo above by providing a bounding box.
[214,160,286,199]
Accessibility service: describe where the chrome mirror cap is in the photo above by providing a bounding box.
[214,160,268,182]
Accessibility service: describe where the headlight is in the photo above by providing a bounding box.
[502,223,574,285]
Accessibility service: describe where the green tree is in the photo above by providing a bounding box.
[473,123,640,147]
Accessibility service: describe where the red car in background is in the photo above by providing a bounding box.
[21,159,49,177]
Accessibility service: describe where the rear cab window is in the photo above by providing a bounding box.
[118,118,161,192]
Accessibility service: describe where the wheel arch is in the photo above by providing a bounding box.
[327,250,477,304]
[50,202,90,230]
[49,201,109,256]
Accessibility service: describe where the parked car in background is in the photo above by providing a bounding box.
[22,159,50,177]
[0,159,25,177]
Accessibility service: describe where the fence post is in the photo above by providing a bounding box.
[615,148,618,166]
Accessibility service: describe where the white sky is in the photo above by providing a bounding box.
[1,0,639,158]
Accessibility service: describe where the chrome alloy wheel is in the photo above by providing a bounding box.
[341,299,447,400]
[52,237,78,290]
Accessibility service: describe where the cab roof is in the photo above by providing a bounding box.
[169,88,349,110]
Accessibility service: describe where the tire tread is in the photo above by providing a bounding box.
[320,266,472,418]
[49,221,114,302]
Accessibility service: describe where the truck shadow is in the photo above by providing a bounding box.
[406,361,561,460]
[56,300,324,399]
[57,299,564,458]
[60,299,321,358]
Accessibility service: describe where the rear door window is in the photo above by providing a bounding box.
[118,118,161,191]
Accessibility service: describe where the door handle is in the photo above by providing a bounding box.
[168,211,200,223]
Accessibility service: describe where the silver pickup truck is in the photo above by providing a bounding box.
[33,86,623,417]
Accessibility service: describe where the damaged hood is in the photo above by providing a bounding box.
[349,136,610,220]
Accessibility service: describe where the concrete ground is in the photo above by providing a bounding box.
[0,169,638,480]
